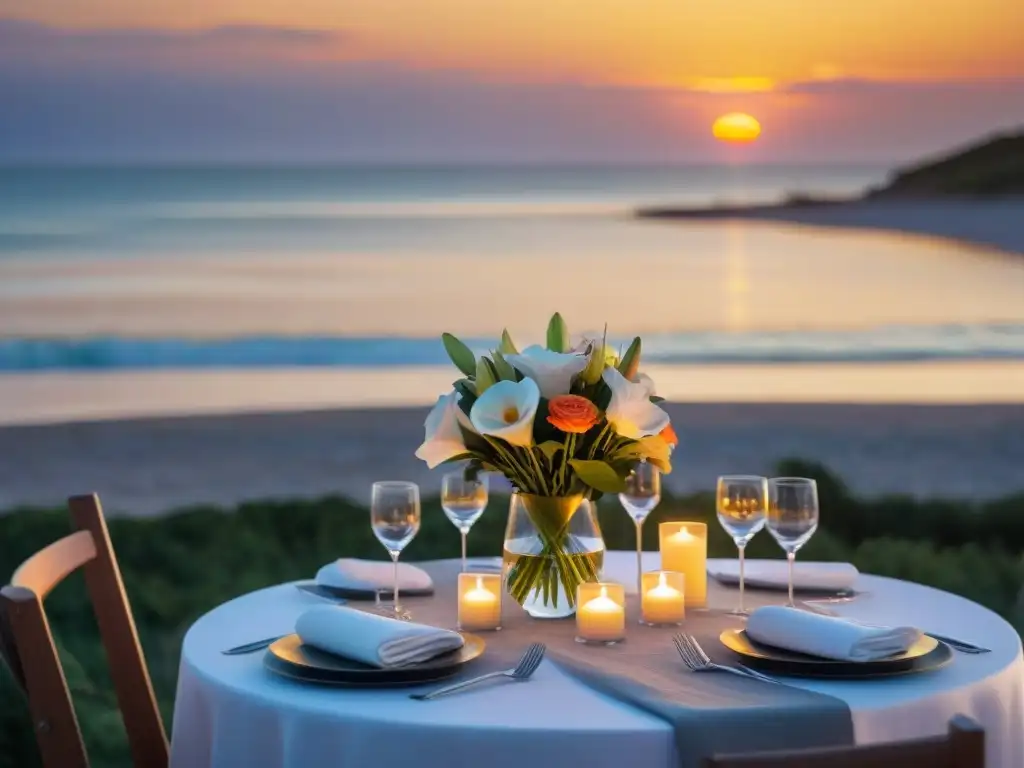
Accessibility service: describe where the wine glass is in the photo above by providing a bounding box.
[766,477,819,608]
[441,472,489,572]
[716,475,768,615]
[619,461,661,616]
[370,481,421,620]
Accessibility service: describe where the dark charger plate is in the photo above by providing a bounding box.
[264,633,485,687]
[302,582,434,601]
[720,629,953,679]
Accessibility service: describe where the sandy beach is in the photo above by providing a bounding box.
[2,399,1023,517]
[638,198,1024,256]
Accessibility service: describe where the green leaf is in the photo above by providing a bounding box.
[546,312,570,352]
[537,440,563,464]
[531,399,561,444]
[569,459,627,493]
[617,337,642,380]
[453,378,477,403]
[459,425,492,455]
[475,357,497,395]
[442,332,477,376]
[491,349,517,381]
[440,452,477,465]
[499,329,519,355]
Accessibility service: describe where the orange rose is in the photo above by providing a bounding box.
[547,395,600,434]
[659,423,678,447]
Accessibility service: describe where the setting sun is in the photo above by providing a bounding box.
[712,113,762,144]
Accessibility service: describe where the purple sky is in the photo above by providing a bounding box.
[1,19,1022,165]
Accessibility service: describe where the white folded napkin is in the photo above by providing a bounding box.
[746,606,922,662]
[295,605,464,668]
[316,559,434,593]
[707,559,859,592]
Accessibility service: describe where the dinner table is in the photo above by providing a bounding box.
[170,551,1024,768]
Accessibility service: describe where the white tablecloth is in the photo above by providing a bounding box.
[170,553,1024,768]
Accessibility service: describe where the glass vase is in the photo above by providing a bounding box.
[502,492,605,619]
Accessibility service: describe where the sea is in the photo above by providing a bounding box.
[2,164,1024,422]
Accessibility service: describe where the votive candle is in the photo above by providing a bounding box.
[659,522,707,607]
[576,582,626,644]
[641,570,685,625]
[458,572,502,631]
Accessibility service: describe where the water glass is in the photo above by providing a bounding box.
[370,481,421,620]
[441,472,489,572]
[767,477,819,607]
[716,475,767,615]
[619,461,661,613]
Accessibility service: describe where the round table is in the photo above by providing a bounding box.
[170,552,1024,768]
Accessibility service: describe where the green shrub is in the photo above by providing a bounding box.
[1,459,1022,767]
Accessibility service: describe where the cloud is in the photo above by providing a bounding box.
[0,19,1022,163]
[0,18,346,72]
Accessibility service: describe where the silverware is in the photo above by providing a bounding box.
[800,602,990,654]
[673,634,779,684]
[410,642,546,700]
[222,635,288,655]
[925,633,991,654]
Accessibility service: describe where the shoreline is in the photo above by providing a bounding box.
[636,198,1024,256]
[1,397,1022,516]
[2,361,1024,427]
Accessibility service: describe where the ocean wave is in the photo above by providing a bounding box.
[2,324,1024,371]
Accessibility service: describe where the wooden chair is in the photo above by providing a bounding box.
[703,714,984,768]
[0,494,168,768]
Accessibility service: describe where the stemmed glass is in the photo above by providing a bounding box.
[619,461,661,614]
[370,481,421,620]
[716,475,768,615]
[441,471,489,572]
[766,477,819,608]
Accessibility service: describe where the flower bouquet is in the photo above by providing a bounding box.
[415,313,676,615]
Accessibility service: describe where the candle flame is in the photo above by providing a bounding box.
[658,572,668,588]
[599,585,608,599]
[475,576,484,590]
[672,526,696,542]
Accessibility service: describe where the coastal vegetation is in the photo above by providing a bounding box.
[868,129,1024,198]
[636,127,1024,220]
[2,459,1023,767]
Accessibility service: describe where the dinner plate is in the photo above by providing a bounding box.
[264,632,485,686]
[719,629,953,679]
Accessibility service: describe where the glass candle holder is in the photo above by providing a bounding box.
[641,570,686,626]
[457,573,502,631]
[575,582,626,645]
[659,522,707,608]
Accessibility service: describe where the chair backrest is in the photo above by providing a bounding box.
[702,715,984,768]
[0,494,168,768]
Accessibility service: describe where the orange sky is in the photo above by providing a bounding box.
[4,0,1023,87]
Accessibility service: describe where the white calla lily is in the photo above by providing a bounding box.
[603,367,670,439]
[505,344,588,398]
[635,372,657,397]
[469,378,540,447]
[415,391,472,468]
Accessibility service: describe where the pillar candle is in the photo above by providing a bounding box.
[575,583,626,644]
[641,570,686,625]
[659,522,707,607]
[458,573,502,631]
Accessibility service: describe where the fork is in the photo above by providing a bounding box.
[673,634,779,684]
[410,643,546,700]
